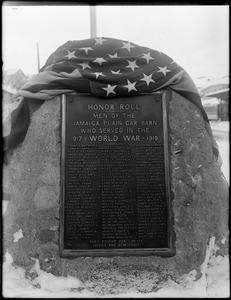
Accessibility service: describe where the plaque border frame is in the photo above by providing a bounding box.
[60,92,175,258]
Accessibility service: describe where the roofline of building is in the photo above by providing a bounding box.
[205,88,229,98]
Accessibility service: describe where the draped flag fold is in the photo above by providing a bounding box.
[3,37,221,165]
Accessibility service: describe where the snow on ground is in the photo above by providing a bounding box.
[217,139,229,183]
[2,237,230,298]
[210,121,229,183]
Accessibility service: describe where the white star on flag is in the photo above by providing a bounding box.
[79,47,93,54]
[108,53,118,58]
[157,66,171,76]
[141,73,155,86]
[102,84,117,96]
[111,70,121,74]
[121,41,135,52]
[93,72,105,79]
[141,52,154,64]
[126,60,139,71]
[78,62,91,70]
[123,79,137,92]
[93,57,107,65]
[94,37,107,45]
[65,50,77,59]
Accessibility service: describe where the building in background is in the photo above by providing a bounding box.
[2,68,28,104]
[2,83,18,105]
[204,88,229,121]
[196,76,229,121]
[3,68,27,89]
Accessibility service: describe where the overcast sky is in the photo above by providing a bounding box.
[2,4,229,82]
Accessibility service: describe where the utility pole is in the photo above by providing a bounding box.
[90,6,97,38]
[37,42,40,72]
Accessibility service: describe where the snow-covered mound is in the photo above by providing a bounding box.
[2,237,229,298]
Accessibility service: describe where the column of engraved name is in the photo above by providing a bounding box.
[65,146,101,245]
[135,145,168,246]
[100,146,137,247]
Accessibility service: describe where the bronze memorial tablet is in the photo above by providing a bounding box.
[60,93,175,257]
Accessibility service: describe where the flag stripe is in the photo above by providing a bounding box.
[19,79,92,94]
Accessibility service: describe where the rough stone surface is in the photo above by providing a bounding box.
[3,90,229,295]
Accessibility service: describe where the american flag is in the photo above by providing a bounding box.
[3,37,220,163]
